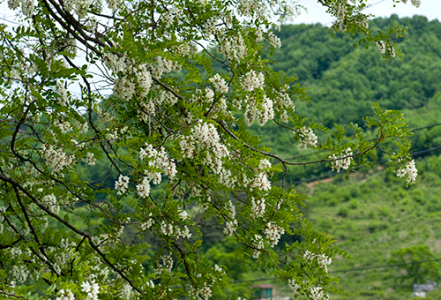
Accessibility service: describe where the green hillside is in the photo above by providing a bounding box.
[304,155,441,299]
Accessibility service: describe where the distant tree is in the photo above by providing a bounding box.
[389,245,440,285]
[0,0,420,299]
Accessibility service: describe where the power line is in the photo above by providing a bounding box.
[231,258,441,285]
[331,258,441,274]
[291,144,441,185]
[286,122,441,162]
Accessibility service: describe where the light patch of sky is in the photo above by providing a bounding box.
[292,0,440,26]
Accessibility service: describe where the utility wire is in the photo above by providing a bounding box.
[291,144,441,185]
[232,258,441,285]
[286,122,441,162]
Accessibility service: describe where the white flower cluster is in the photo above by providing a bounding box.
[141,213,154,230]
[115,174,130,195]
[8,0,21,10]
[136,177,150,198]
[85,152,96,166]
[238,0,264,18]
[190,282,212,300]
[250,172,271,192]
[259,159,272,171]
[251,197,265,219]
[157,253,173,274]
[218,34,247,63]
[389,45,396,57]
[75,0,91,19]
[264,222,285,248]
[180,120,229,174]
[396,159,418,184]
[209,74,229,94]
[241,70,265,92]
[43,144,75,176]
[257,96,274,126]
[113,76,135,101]
[268,32,281,48]
[329,148,352,173]
[332,1,346,23]
[121,283,132,300]
[56,81,68,106]
[138,143,177,191]
[360,18,369,29]
[160,221,174,236]
[81,281,99,300]
[21,0,35,17]
[304,250,332,273]
[159,90,179,106]
[136,64,152,99]
[113,64,152,101]
[56,289,75,300]
[242,93,276,126]
[84,17,98,32]
[309,286,325,300]
[274,89,296,120]
[103,53,126,74]
[288,278,300,294]
[176,225,192,240]
[252,235,264,258]
[376,40,386,54]
[152,56,181,78]
[297,127,318,150]
[224,219,238,236]
[106,0,118,13]
[224,200,238,236]
[11,265,29,283]
[161,7,182,29]
[42,193,59,214]
[54,120,73,133]
[401,0,421,7]
[214,264,223,272]
[219,167,236,189]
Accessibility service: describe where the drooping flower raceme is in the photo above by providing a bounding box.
[288,278,300,294]
[376,40,386,54]
[257,96,274,126]
[304,250,332,273]
[297,127,318,150]
[180,120,229,175]
[139,143,177,188]
[396,159,418,184]
[56,289,75,300]
[241,70,265,92]
[217,34,247,63]
[264,222,285,248]
[136,177,150,198]
[251,197,266,219]
[209,74,229,94]
[329,148,352,173]
[81,281,100,300]
[250,172,271,192]
[252,235,264,258]
[309,286,325,300]
[42,144,75,176]
[115,175,130,195]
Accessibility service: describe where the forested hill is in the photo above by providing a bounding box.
[274,15,441,118]
[250,15,441,183]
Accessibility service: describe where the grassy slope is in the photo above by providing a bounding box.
[301,154,441,299]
